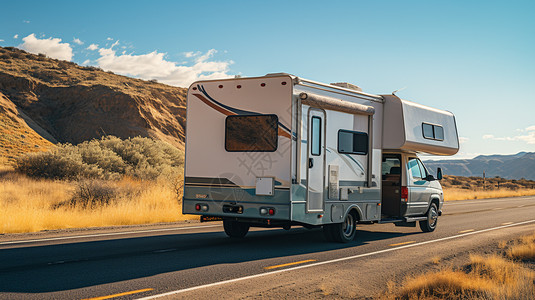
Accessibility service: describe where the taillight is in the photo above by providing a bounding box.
[260,207,275,216]
[401,186,408,202]
[195,204,201,211]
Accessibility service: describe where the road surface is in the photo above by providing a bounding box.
[1,196,535,299]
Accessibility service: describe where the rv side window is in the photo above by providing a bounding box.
[225,114,278,152]
[338,130,368,155]
[434,126,444,141]
[311,116,321,156]
[422,123,444,141]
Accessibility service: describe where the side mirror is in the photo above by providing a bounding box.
[437,167,443,180]
[425,174,436,181]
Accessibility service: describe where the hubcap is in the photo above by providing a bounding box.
[342,214,355,237]
[429,206,438,227]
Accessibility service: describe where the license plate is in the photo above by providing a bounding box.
[200,216,224,222]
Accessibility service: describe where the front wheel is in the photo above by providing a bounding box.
[419,203,438,232]
[323,212,357,243]
[223,220,250,238]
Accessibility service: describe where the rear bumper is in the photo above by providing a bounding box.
[183,198,290,221]
[183,185,291,221]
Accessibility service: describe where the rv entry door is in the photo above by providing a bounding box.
[306,109,325,212]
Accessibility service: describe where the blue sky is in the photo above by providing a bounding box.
[1,0,534,159]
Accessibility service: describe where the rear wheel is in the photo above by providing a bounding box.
[223,220,250,238]
[323,212,357,243]
[419,203,438,232]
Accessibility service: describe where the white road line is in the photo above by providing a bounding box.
[137,219,535,300]
[445,197,535,206]
[0,224,221,246]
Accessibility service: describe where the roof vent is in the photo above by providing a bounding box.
[331,82,362,92]
[265,72,291,77]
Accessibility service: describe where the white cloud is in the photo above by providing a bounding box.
[184,51,200,58]
[458,137,469,144]
[107,37,113,41]
[96,47,232,87]
[482,126,535,144]
[23,20,30,24]
[13,34,18,39]
[87,44,99,51]
[19,33,73,61]
[73,38,83,45]
[82,59,91,65]
[0,39,4,42]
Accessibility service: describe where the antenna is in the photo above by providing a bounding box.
[392,87,407,96]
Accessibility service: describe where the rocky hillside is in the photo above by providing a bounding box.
[0,91,54,164]
[425,152,535,180]
[0,47,187,164]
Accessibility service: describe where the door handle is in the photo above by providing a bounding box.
[309,158,314,168]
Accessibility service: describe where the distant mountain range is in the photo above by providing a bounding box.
[424,152,535,180]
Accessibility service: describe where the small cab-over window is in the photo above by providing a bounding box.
[338,129,368,155]
[225,114,278,152]
[422,123,444,141]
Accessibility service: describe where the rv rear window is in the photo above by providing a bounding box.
[422,123,444,141]
[225,115,278,152]
[338,130,368,155]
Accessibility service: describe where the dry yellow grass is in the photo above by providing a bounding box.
[386,233,535,299]
[508,232,535,260]
[389,255,535,299]
[0,173,196,234]
[443,187,535,201]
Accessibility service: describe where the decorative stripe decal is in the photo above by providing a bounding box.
[193,84,292,139]
[192,94,233,116]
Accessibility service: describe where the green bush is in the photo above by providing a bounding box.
[16,136,184,180]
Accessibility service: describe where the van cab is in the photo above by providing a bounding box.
[381,151,443,232]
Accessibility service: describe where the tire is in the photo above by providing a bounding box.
[323,212,357,243]
[223,220,250,238]
[419,202,439,232]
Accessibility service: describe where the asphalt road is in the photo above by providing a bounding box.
[1,196,535,299]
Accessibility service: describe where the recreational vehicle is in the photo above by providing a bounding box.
[183,74,459,242]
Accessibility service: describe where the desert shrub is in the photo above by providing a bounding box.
[451,179,462,185]
[16,136,184,181]
[66,180,118,208]
[52,179,143,209]
[501,182,521,190]
[15,148,103,179]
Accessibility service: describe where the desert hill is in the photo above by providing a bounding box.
[0,91,54,164]
[424,152,535,180]
[0,46,187,164]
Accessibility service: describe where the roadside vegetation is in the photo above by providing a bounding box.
[385,232,535,299]
[442,175,535,201]
[2,135,535,233]
[0,136,195,234]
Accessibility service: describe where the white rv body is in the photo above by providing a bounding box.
[183,74,459,242]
